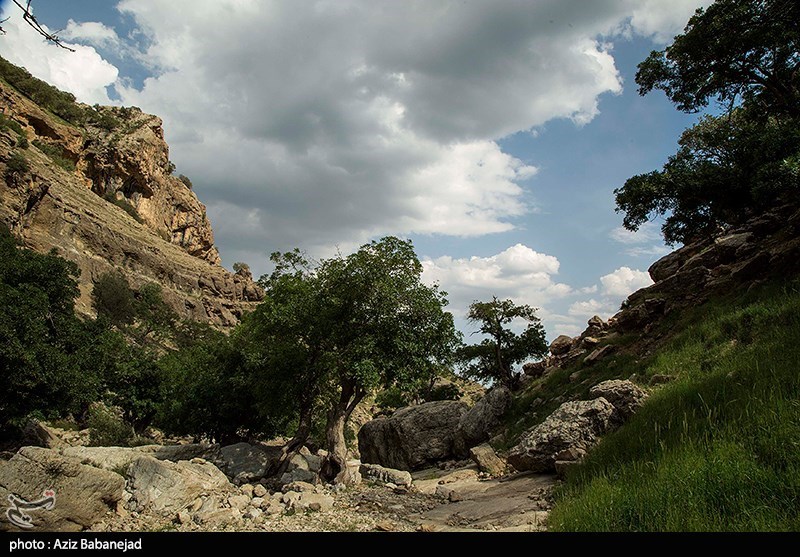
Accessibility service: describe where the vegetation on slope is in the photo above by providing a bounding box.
[548,280,800,531]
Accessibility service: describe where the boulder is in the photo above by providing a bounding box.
[359,463,412,488]
[522,361,546,378]
[587,315,606,328]
[277,453,318,485]
[589,380,649,421]
[583,344,615,365]
[0,447,124,531]
[455,386,512,451]
[507,398,616,473]
[358,400,469,471]
[469,444,506,476]
[60,444,220,473]
[549,335,574,356]
[127,456,232,513]
[22,420,67,449]
[292,492,334,513]
[220,442,280,481]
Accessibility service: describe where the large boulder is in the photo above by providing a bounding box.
[126,456,233,513]
[549,335,574,356]
[359,463,412,487]
[589,380,649,422]
[507,398,616,473]
[455,386,512,452]
[60,444,221,472]
[220,442,281,481]
[0,447,124,531]
[358,400,469,471]
[469,444,506,476]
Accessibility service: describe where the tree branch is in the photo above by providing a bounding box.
[11,0,75,51]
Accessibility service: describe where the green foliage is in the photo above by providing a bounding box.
[5,151,29,176]
[92,271,136,327]
[615,110,800,244]
[458,297,547,389]
[232,261,249,274]
[636,0,800,119]
[17,136,28,149]
[32,140,75,171]
[87,403,134,447]
[0,224,99,432]
[0,113,25,135]
[549,281,800,531]
[177,174,194,190]
[0,56,90,125]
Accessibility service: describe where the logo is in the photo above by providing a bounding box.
[5,490,56,529]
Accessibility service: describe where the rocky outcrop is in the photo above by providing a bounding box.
[0,76,263,327]
[455,386,512,452]
[507,398,616,474]
[60,444,222,472]
[126,456,233,513]
[0,447,124,531]
[359,463,413,488]
[549,335,574,356]
[589,380,648,422]
[358,400,469,471]
[469,444,506,476]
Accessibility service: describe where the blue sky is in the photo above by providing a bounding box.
[0,0,712,340]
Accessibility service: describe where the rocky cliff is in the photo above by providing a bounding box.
[0,76,263,326]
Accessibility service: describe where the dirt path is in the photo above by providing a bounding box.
[407,467,556,532]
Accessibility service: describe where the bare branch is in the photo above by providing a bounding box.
[10,0,75,51]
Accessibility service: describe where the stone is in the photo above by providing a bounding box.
[296,492,334,512]
[455,386,512,452]
[227,494,250,512]
[127,456,232,513]
[549,335,574,356]
[281,481,316,493]
[252,484,268,498]
[589,380,649,421]
[469,444,506,476]
[522,360,546,378]
[587,315,606,328]
[244,507,262,520]
[358,400,469,471]
[22,419,67,449]
[583,345,615,365]
[220,442,280,481]
[581,336,600,347]
[359,463,413,487]
[264,502,283,516]
[0,447,124,532]
[176,511,191,525]
[375,521,395,531]
[250,497,265,509]
[507,398,616,473]
[60,444,220,473]
[239,483,254,498]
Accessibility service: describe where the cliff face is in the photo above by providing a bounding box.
[0,79,263,327]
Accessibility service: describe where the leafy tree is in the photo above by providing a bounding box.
[92,271,136,327]
[636,0,800,119]
[615,109,800,244]
[458,297,548,390]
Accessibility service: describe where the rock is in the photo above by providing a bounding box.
[22,419,67,449]
[358,400,469,471]
[244,507,262,520]
[239,483,254,498]
[359,463,413,488]
[281,491,301,507]
[589,380,649,421]
[252,484,268,498]
[581,336,600,347]
[583,344,615,365]
[0,447,124,531]
[263,502,284,516]
[375,520,395,531]
[587,315,606,328]
[569,371,581,382]
[227,494,250,512]
[176,511,191,525]
[549,335,574,356]
[649,374,676,386]
[522,361,546,378]
[455,386,512,452]
[278,467,317,486]
[507,398,616,473]
[554,460,579,479]
[220,442,279,481]
[60,444,220,473]
[127,456,232,513]
[296,492,334,513]
[281,481,316,493]
[469,444,506,476]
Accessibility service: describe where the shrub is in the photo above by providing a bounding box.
[92,271,136,327]
[87,403,134,447]
[5,151,28,175]
[32,140,75,171]
[177,174,193,189]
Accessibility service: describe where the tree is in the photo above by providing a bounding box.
[615,109,800,244]
[636,0,800,119]
[457,297,548,390]
[92,271,136,327]
[240,237,460,483]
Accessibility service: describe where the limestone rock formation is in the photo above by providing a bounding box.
[455,385,512,452]
[507,398,616,473]
[358,400,469,471]
[359,463,413,488]
[0,447,124,531]
[0,77,263,327]
[589,380,649,422]
[469,444,506,476]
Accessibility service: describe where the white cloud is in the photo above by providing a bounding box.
[601,266,653,297]
[628,0,714,43]
[62,20,121,50]
[569,298,617,318]
[0,16,118,105]
[610,222,671,258]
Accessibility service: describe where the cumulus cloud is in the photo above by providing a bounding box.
[610,222,671,258]
[0,15,117,105]
[569,298,617,318]
[62,20,121,50]
[601,266,653,297]
[628,0,714,43]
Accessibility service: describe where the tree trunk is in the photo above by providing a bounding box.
[321,380,364,485]
[265,401,313,478]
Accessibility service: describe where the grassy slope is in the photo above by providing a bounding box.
[544,280,800,531]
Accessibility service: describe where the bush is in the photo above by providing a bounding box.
[177,174,193,190]
[0,113,24,135]
[92,271,136,327]
[87,403,134,447]
[17,136,28,149]
[5,151,28,175]
[32,140,75,171]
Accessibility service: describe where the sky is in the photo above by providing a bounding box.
[0,0,714,341]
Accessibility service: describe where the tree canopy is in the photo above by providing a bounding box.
[458,297,548,390]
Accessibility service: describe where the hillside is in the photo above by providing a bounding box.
[0,58,263,327]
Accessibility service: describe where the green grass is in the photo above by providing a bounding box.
[32,140,75,171]
[103,191,144,224]
[548,280,800,531]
